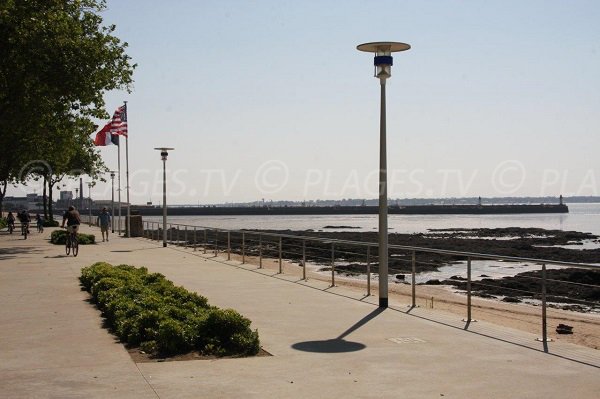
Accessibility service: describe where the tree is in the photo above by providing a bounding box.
[0,0,135,212]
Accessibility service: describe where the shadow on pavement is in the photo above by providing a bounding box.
[0,246,43,260]
[291,308,385,353]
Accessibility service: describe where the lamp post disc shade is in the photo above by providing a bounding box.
[357,42,411,53]
[154,147,175,151]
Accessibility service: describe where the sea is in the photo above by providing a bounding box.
[144,203,600,236]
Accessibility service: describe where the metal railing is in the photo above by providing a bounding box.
[141,220,599,351]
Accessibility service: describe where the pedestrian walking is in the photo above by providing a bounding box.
[97,207,111,242]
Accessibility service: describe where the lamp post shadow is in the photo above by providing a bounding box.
[291,307,385,353]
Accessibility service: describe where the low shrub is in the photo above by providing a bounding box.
[50,229,95,245]
[43,219,59,227]
[0,217,6,229]
[79,262,260,357]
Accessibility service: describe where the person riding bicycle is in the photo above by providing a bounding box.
[61,206,81,238]
[17,210,31,235]
[6,211,16,232]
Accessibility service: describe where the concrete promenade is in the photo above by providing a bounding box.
[1,225,599,398]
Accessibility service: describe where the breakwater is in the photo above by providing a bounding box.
[132,204,568,216]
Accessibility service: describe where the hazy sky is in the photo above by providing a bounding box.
[10,0,600,204]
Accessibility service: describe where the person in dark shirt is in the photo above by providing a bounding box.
[61,206,81,237]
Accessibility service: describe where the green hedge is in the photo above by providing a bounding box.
[50,229,95,245]
[43,219,59,227]
[80,262,260,357]
[0,217,6,229]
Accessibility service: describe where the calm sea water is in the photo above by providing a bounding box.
[145,203,600,235]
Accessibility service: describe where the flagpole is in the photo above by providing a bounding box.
[117,138,122,235]
[124,101,131,238]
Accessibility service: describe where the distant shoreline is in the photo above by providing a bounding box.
[130,204,569,216]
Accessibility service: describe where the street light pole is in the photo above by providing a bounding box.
[87,182,93,227]
[154,148,174,247]
[110,171,115,233]
[357,41,410,308]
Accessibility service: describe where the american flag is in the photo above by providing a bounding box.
[109,105,128,137]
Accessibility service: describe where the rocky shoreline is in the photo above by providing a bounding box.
[153,226,600,309]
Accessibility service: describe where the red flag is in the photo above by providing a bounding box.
[93,123,119,146]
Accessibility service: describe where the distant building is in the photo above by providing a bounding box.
[3,194,44,211]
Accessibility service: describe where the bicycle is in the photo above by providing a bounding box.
[7,222,14,234]
[21,222,29,239]
[65,226,79,257]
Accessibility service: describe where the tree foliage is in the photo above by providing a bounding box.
[0,0,135,212]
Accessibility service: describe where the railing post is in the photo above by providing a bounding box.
[411,250,416,308]
[193,227,197,251]
[227,231,231,261]
[242,232,246,264]
[541,263,548,352]
[278,236,282,273]
[214,229,218,256]
[302,240,306,280]
[466,256,472,322]
[203,229,207,254]
[184,226,188,248]
[259,234,263,268]
[168,224,171,244]
[177,225,180,246]
[331,242,335,287]
[367,245,371,296]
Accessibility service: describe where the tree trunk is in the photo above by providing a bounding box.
[43,175,48,219]
[0,180,6,215]
[48,179,54,221]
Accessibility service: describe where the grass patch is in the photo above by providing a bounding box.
[50,229,95,245]
[80,262,260,357]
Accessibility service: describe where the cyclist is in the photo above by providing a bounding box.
[6,211,16,233]
[17,210,31,236]
[61,206,81,240]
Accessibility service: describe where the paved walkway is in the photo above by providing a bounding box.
[1,225,599,398]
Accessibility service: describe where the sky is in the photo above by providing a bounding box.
[9,0,600,204]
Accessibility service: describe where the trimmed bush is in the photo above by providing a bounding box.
[0,217,6,229]
[43,219,60,227]
[79,262,260,357]
[50,229,95,245]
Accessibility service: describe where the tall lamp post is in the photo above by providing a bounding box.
[110,171,116,233]
[154,148,174,247]
[357,41,410,308]
[87,182,94,226]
